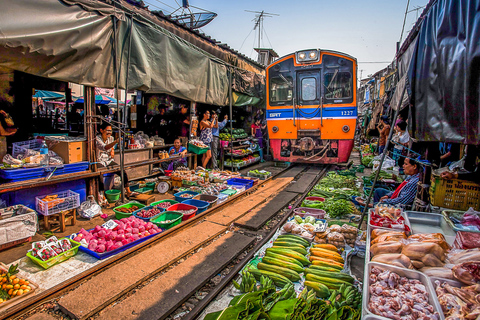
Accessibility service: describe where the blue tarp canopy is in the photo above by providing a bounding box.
[75,95,112,105]
[33,90,64,100]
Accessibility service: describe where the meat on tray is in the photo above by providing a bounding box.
[368,266,440,320]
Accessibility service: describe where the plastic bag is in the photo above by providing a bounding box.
[2,154,22,165]
[78,195,102,219]
[372,155,395,172]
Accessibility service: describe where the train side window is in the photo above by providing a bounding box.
[324,72,352,100]
[270,76,293,103]
[301,77,316,101]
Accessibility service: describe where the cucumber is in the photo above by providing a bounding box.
[304,268,354,284]
[276,235,310,247]
[262,256,304,273]
[274,238,308,248]
[257,262,301,282]
[272,245,308,256]
[264,252,303,268]
[266,247,310,266]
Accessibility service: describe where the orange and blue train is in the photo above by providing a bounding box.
[266,49,357,164]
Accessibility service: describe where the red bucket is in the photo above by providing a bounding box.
[167,203,198,221]
[305,196,325,202]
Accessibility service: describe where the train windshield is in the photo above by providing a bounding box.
[269,75,293,104]
[324,71,352,99]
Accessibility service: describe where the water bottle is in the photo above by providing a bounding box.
[40,140,49,166]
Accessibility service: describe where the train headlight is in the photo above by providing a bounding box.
[296,50,319,63]
[342,125,350,133]
[272,126,279,133]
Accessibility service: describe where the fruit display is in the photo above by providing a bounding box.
[115,205,140,213]
[29,236,74,261]
[0,264,33,303]
[135,207,163,218]
[72,217,161,254]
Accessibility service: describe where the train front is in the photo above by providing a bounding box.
[266,49,357,164]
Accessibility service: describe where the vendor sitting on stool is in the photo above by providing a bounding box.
[359,157,421,208]
[96,122,134,198]
[167,138,188,171]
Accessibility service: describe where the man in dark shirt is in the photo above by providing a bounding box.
[441,145,480,182]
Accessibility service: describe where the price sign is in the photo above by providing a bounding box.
[102,220,118,230]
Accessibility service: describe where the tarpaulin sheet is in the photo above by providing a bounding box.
[0,0,245,106]
[404,0,480,144]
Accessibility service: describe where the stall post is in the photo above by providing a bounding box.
[190,101,197,168]
[84,86,98,199]
[357,84,406,229]
[229,69,233,170]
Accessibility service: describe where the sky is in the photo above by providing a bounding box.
[143,0,429,80]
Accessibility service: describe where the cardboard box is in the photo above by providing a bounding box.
[49,140,87,164]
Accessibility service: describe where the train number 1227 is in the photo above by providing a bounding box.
[341,110,354,116]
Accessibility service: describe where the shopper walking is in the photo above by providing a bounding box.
[199,110,214,168]
[211,111,228,169]
[377,115,391,154]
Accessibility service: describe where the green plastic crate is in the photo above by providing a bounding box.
[26,238,81,269]
[188,143,209,155]
[113,203,146,219]
[150,211,183,229]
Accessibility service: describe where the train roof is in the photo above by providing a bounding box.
[267,49,357,68]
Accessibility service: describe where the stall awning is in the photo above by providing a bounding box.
[33,90,64,100]
[232,92,261,107]
[0,0,265,106]
[75,95,112,105]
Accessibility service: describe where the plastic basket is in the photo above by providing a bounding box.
[193,194,218,208]
[181,199,209,214]
[305,196,325,202]
[227,178,254,189]
[26,238,80,269]
[221,189,237,197]
[113,203,146,219]
[293,207,326,219]
[105,189,121,203]
[217,193,228,204]
[430,175,480,211]
[188,143,209,155]
[132,206,165,222]
[12,139,44,157]
[36,190,81,216]
[150,199,179,209]
[174,190,199,202]
[167,203,198,220]
[150,211,183,229]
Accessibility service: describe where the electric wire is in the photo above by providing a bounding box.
[238,28,255,52]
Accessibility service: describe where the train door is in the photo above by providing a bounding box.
[294,70,322,156]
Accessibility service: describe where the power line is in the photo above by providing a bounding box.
[151,0,176,10]
[144,0,171,14]
[239,28,255,52]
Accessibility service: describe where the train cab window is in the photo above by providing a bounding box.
[324,72,352,100]
[270,76,293,104]
[301,78,316,101]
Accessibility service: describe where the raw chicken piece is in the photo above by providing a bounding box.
[372,253,413,269]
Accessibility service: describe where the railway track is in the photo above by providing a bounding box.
[10,163,331,320]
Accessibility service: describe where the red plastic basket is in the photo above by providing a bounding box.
[164,170,173,177]
[305,196,325,202]
[167,203,198,221]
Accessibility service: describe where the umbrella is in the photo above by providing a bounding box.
[33,90,64,100]
[75,95,112,105]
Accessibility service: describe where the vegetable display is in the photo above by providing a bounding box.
[135,207,162,218]
[361,155,374,167]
